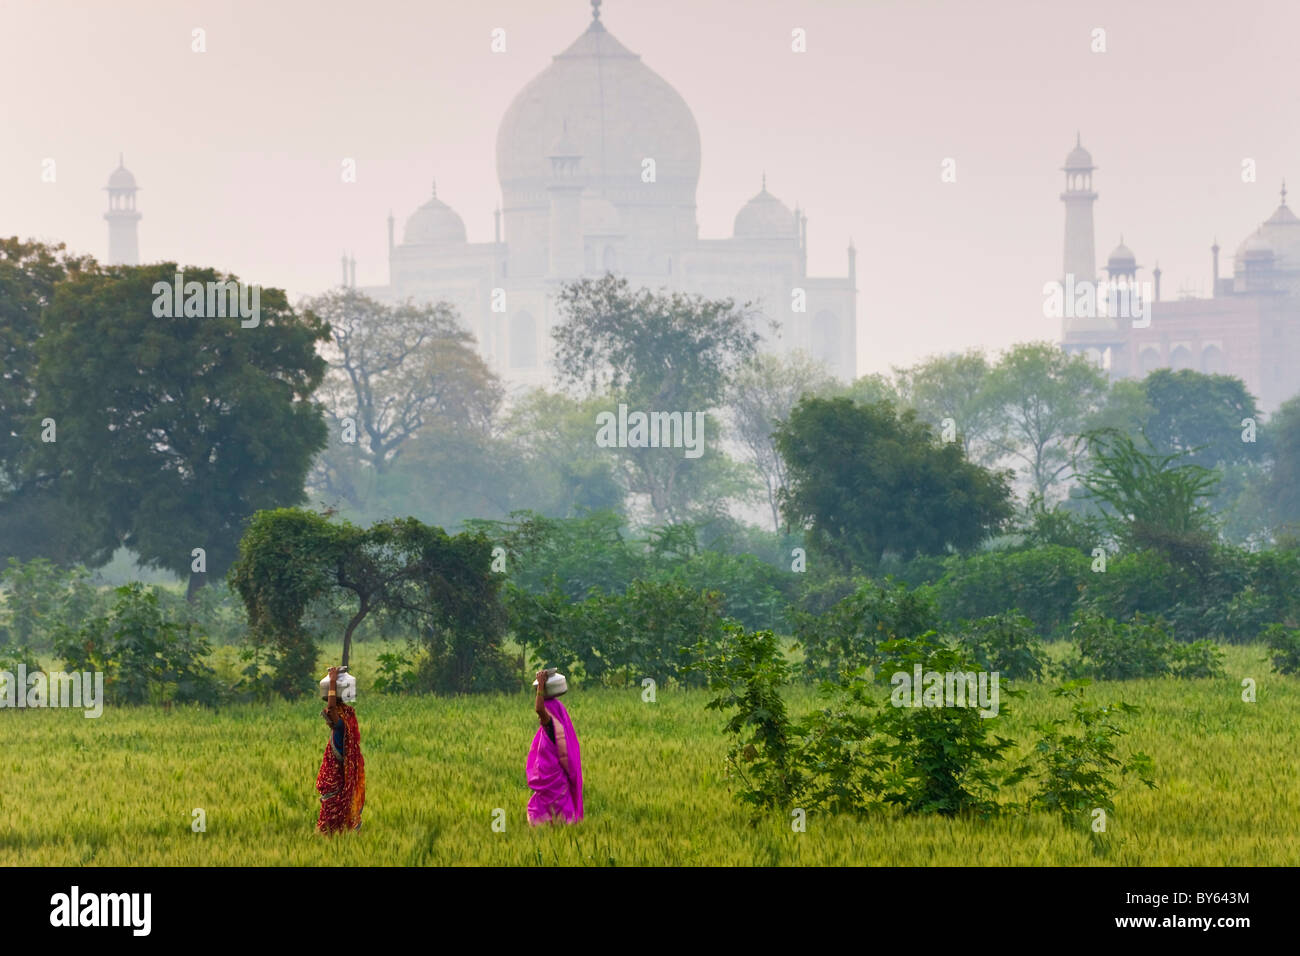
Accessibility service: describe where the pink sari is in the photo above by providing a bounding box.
[526,698,583,825]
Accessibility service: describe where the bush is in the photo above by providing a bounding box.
[1022,680,1155,828]
[1079,550,1188,627]
[1262,624,1300,675]
[652,549,792,632]
[508,579,730,689]
[1169,640,1225,680]
[955,611,1047,681]
[792,578,937,682]
[1065,611,1173,681]
[0,558,107,650]
[1065,611,1223,681]
[55,583,220,706]
[927,546,1089,639]
[869,633,1020,816]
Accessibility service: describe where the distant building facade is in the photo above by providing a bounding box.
[1059,136,1300,413]
[362,3,857,388]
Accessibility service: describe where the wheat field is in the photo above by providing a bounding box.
[3,643,1297,866]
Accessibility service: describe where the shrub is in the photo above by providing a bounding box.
[869,632,1020,816]
[1169,640,1225,680]
[1023,680,1155,828]
[792,578,937,682]
[1262,624,1300,675]
[1065,611,1173,681]
[653,549,792,632]
[0,558,107,650]
[55,583,220,706]
[927,546,1089,639]
[955,611,1047,681]
[374,650,416,694]
[508,579,730,689]
[693,623,806,819]
[1079,550,1187,627]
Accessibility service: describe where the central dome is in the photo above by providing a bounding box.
[496,14,700,205]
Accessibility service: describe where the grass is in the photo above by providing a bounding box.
[2,642,1297,865]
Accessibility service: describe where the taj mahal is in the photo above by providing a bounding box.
[363,0,858,387]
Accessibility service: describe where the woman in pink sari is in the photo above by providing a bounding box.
[527,668,583,825]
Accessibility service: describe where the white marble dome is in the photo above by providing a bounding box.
[734,184,797,239]
[496,15,700,204]
[404,185,467,245]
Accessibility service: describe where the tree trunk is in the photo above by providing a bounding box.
[341,598,369,668]
[185,571,206,604]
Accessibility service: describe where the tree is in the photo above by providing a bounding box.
[551,275,762,523]
[1139,368,1262,469]
[36,263,329,600]
[229,508,511,696]
[1262,394,1300,538]
[1075,428,1220,573]
[775,396,1013,571]
[304,288,502,512]
[0,239,113,565]
[982,343,1108,500]
[727,351,837,530]
[893,349,996,463]
[498,389,626,518]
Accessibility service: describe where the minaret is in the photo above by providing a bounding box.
[1061,133,1097,285]
[1211,238,1220,297]
[547,123,585,278]
[104,154,141,265]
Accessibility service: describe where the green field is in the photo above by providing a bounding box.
[4,643,1297,866]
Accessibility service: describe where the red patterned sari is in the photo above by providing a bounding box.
[316,704,365,833]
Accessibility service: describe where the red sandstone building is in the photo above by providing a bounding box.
[1059,137,1300,413]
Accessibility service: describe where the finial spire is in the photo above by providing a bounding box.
[432,178,437,198]
[118,151,124,168]
[1075,131,1081,147]
[592,0,601,20]
[1282,180,1288,206]
[761,171,766,192]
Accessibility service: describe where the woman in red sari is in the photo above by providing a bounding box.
[316,666,365,833]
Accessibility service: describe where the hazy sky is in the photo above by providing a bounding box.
[3,0,1298,376]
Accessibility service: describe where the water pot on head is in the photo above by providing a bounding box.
[320,666,357,704]
[532,668,568,698]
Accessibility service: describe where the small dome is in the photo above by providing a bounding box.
[1243,232,1274,258]
[1107,239,1136,266]
[107,156,136,189]
[1063,134,1093,170]
[403,184,467,245]
[734,182,797,239]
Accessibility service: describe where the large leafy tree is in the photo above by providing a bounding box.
[36,263,329,599]
[893,348,997,463]
[1139,368,1262,468]
[304,288,502,513]
[982,342,1109,500]
[775,396,1013,570]
[551,275,762,523]
[727,351,837,530]
[0,239,112,564]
